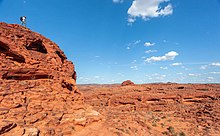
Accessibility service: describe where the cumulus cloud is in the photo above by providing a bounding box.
[127,17,136,23]
[201,62,220,69]
[113,0,124,3]
[152,73,166,80]
[188,73,195,76]
[171,62,182,66]
[134,40,141,45]
[188,73,201,77]
[146,73,166,81]
[210,72,220,75]
[200,65,208,70]
[127,0,173,23]
[132,60,137,64]
[145,50,157,54]
[94,76,100,79]
[207,77,214,80]
[145,51,178,63]
[78,77,91,83]
[144,42,155,47]
[130,65,138,70]
[126,40,141,49]
[160,67,168,70]
[210,63,220,66]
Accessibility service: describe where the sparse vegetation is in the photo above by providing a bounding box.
[196,88,209,91]
[167,126,175,134]
[161,116,166,119]
[162,131,169,135]
[163,126,186,136]
[152,122,157,127]
[161,123,165,128]
[167,119,172,122]
[179,132,186,136]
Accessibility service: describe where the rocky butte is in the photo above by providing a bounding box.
[0,22,111,136]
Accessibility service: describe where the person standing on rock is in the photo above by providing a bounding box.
[20,16,26,27]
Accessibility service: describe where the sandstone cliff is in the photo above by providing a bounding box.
[0,22,105,136]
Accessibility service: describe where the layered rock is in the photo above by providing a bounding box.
[0,22,103,135]
[82,84,220,136]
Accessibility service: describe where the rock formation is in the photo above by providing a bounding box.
[121,80,135,86]
[0,22,103,135]
[82,84,220,136]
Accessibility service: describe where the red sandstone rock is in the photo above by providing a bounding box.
[121,80,135,86]
[0,22,104,135]
[81,84,220,136]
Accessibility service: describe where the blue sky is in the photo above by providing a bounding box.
[1,0,220,84]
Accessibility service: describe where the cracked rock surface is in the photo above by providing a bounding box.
[0,22,107,136]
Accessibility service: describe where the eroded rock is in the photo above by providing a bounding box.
[0,22,103,135]
[121,80,135,86]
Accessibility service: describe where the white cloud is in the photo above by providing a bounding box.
[134,40,141,45]
[210,63,220,66]
[127,0,173,23]
[146,73,166,80]
[200,65,208,70]
[145,51,178,63]
[145,50,157,54]
[171,62,182,66]
[160,67,168,70]
[188,73,201,77]
[144,42,155,47]
[130,65,138,70]
[113,0,124,3]
[163,40,167,43]
[207,77,214,81]
[126,40,141,49]
[94,76,100,79]
[132,60,137,64]
[210,72,220,75]
[127,17,136,24]
[108,79,116,83]
[78,77,91,82]
[151,73,166,80]
[188,73,195,76]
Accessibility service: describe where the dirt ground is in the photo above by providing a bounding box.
[79,83,220,136]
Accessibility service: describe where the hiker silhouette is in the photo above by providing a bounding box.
[20,16,26,27]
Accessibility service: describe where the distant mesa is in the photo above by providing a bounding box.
[121,80,135,86]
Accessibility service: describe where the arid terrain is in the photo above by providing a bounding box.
[80,83,220,136]
[0,22,220,136]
